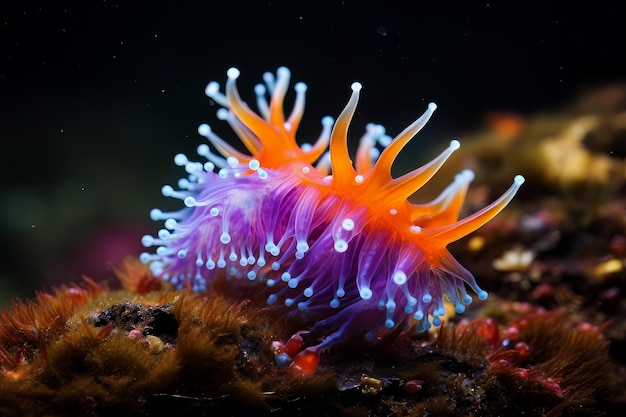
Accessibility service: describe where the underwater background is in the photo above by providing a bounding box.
[0,1,624,302]
[3,2,626,416]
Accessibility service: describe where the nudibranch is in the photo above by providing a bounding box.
[141,67,524,372]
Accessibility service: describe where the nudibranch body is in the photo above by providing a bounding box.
[141,67,524,371]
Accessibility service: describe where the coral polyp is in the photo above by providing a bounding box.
[141,67,524,367]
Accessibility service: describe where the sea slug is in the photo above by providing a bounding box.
[141,67,524,371]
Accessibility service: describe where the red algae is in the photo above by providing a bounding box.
[0,263,619,416]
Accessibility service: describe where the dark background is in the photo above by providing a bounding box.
[1,0,624,304]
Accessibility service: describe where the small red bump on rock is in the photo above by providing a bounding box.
[404,380,424,393]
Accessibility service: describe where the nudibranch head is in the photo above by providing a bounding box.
[141,66,524,365]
